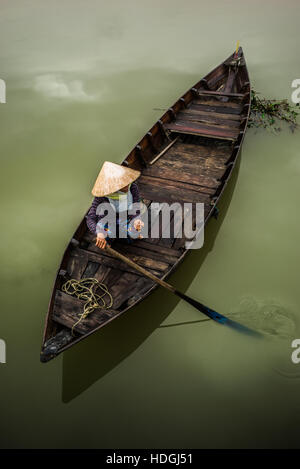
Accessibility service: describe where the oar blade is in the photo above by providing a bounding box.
[223,318,262,337]
[175,291,262,338]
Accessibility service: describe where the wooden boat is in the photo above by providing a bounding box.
[41,47,251,362]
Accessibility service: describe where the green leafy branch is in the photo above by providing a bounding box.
[248,89,299,133]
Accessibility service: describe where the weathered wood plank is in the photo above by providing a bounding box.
[138,179,211,205]
[139,174,217,196]
[53,290,117,335]
[82,261,100,278]
[83,218,181,256]
[158,201,183,247]
[115,242,179,265]
[115,248,169,272]
[125,277,157,307]
[222,68,237,98]
[194,97,241,109]
[142,166,218,193]
[95,267,154,310]
[111,273,154,309]
[156,202,177,246]
[169,119,240,137]
[156,148,228,168]
[144,202,167,245]
[94,263,112,283]
[153,154,227,180]
[206,71,227,90]
[164,121,239,141]
[189,103,241,115]
[159,147,229,171]
[173,141,233,159]
[132,239,182,257]
[71,247,164,278]
[166,144,232,167]
[91,245,168,272]
[172,201,205,249]
[176,110,240,128]
[149,137,179,165]
[175,138,232,149]
[100,267,124,291]
[181,107,241,122]
[67,249,88,280]
[197,90,245,98]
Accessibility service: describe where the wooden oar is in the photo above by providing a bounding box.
[105,245,261,336]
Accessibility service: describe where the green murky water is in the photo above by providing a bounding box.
[1,0,300,448]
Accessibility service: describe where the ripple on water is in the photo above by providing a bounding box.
[230,297,297,340]
[230,297,300,379]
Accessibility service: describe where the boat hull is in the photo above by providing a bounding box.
[41,47,251,362]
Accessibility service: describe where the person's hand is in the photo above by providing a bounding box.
[95,232,107,249]
[133,218,144,232]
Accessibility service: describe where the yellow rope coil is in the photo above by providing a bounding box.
[62,278,113,335]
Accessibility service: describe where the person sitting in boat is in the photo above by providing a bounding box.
[86,161,144,249]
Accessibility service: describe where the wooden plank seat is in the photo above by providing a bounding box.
[163,152,230,171]
[194,97,241,109]
[197,90,245,98]
[189,103,242,115]
[150,141,232,175]
[138,177,212,204]
[83,230,182,260]
[139,173,218,195]
[176,110,240,129]
[181,108,241,122]
[164,120,239,141]
[142,166,219,193]
[171,141,233,163]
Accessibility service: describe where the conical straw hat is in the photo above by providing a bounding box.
[92,161,141,197]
